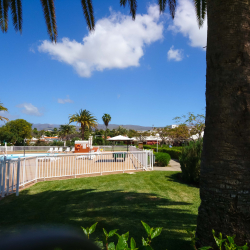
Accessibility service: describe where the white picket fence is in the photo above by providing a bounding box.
[0,145,130,152]
[0,150,154,197]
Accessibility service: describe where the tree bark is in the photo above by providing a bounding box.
[196,0,250,247]
[81,124,85,140]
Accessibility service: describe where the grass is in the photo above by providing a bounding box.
[0,171,200,250]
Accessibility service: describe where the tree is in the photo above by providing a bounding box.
[117,126,128,136]
[174,112,205,140]
[102,113,111,144]
[0,101,9,122]
[3,0,250,247]
[58,124,76,140]
[0,119,32,145]
[69,109,97,140]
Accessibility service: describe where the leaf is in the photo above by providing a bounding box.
[81,226,88,236]
[103,228,108,237]
[109,229,118,237]
[142,237,148,246]
[95,240,104,248]
[130,237,136,249]
[116,235,128,250]
[108,242,116,250]
[124,231,129,241]
[141,221,151,235]
[89,222,98,234]
[151,227,163,239]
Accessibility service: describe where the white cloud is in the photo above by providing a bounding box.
[167,46,184,61]
[16,103,43,116]
[168,0,207,48]
[58,95,74,104]
[38,5,164,77]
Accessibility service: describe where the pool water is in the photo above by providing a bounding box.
[0,153,58,160]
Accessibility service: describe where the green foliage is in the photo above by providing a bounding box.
[188,228,248,250]
[179,139,203,183]
[143,145,182,160]
[81,221,162,250]
[0,119,32,145]
[154,152,171,166]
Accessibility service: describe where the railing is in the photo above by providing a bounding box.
[0,145,133,152]
[0,151,154,197]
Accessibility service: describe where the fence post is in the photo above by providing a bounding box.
[35,157,38,183]
[2,157,6,197]
[16,158,20,196]
[74,156,76,178]
[22,158,25,187]
[0,159,2,196]
[6,160,10,196]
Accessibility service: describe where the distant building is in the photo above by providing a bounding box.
[170,124,179,129]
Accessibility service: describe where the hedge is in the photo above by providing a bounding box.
[154,152,171,166]
[143,145,182,159]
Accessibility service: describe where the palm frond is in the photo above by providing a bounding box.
[10,0,22,33]
[81,0,95,31]
[0,0,9,33]
[168,0,176,19]
[120,0,137,20]
[40,0,57,42]
[193,0,207,28]
[158,0,166,13]
[120,0,127,7]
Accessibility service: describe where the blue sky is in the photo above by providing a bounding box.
[0,0,206,127]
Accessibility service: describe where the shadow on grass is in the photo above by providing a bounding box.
[0,187,196,249]
[165,172,200,188]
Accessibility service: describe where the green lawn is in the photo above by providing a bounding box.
[0,171,200,250]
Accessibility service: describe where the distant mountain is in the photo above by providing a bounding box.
[32,123,154,131]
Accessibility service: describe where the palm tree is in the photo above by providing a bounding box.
[102,113,111,144]
[0,101,9,122]
[59,124,76,140]
[69,109,97,140]
[2,0,250,247]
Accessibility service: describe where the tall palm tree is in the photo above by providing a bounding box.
[2,0,250,247]
[69,109,97,140]
[102,113,111,144]
[0,101,9,122]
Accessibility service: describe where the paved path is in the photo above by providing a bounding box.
[153,159,181,171]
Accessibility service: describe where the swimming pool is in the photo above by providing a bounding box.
[0,153,58,160]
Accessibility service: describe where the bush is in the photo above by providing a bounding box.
[158,148,182,159]
[154,152,171,166]
[143,145,182,159]
[179,139,203,183]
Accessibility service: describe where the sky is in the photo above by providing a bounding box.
[0,0,207,127]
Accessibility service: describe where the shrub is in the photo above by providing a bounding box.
[154,152,171,166]
[179,139,203,183]
[158,148,182,159]
[81,221,163,250]
[143,145,182,159]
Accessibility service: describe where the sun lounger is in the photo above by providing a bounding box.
[54,147,59,153]
[71,147,75,153]
[64,147,70,153]
[58,147,63,153]
[47,147,54,153]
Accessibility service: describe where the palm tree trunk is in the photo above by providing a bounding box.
[196,0,250,247]
[81,124,85,140]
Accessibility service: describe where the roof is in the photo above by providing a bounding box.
[107,135,133,141]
